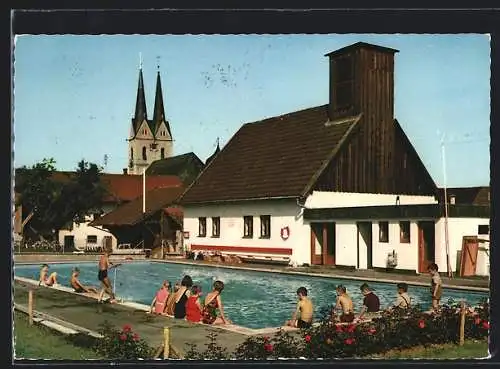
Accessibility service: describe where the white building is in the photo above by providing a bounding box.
[179,42,490,276]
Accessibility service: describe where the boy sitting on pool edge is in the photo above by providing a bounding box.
[285,286,313,329]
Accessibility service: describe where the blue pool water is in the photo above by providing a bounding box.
[14,261,488,329]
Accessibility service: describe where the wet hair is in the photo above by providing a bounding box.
[73,267,80,273]
[162,280,171,289]
[336,285,347,293]
[296,287,308,296]
[173,282,181,292]
[191,285,202,294]
[181,275,193,288]
[41,264,49,268]
[360,283,370,291]
[213,280,225,292]
[428,263,439,272]
[397,283,408,292]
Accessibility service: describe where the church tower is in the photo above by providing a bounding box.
[127,61,173,174]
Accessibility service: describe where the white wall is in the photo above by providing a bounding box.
[335,222,358,267]
[305,191,437,208]
[435,217,490,276]
[58,204,117,251]
[183,200,311,265]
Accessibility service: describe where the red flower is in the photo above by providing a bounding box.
[335,324,343,333]
[346,324,356,333]
[133,333,140,341]
[119,334,127,341]
[418,320,425,329]
[344,338,355,345]
[475,317,482,325]
[305,335,311,343]
[122,324,132,333]
[482,321,490,330]
[367,328,377,335]
[264,343,273,352]
[263,336,270,342]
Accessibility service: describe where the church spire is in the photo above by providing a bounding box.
[133,55,148,134]
[152,66,172,137]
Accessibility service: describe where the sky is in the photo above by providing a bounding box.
[13,34,490,187]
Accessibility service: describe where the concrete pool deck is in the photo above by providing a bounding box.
[14,254,489,292]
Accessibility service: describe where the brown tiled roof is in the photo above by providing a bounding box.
[439,186,490,206]
[49,172,182,203]
[180,105,361,204]
[90,186,184,226]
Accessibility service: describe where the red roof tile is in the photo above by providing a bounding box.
[180,105,361,204]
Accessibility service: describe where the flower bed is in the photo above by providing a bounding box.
[185,299,489,360]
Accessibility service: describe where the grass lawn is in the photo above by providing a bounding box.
[13,312,101,360]
[380,340,489,359]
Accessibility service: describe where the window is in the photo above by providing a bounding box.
[198,217,206,237]
[142,146,147,160]
[161,148,165,159]
[243,216,253,238]
[143,128,147,135]
[399,221,410,243]
[130,148,134,161]
[212,217,220,238]
[478,225,489,235]
[260,215,271,239]
[87,235,98,244]
[333,56,354,109]
[379,221,389,243]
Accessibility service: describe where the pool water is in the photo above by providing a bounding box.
[14,261,488,329]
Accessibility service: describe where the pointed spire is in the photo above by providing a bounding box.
[152,67,172,138]
[205,137,221,166]
[133,55,147,134]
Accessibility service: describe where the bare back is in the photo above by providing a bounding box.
[99,254,109,271]
[339,295,353,314]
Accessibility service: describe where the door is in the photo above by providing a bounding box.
[324,222,336,266]
[460,236,479,277]
[310,223,323,265]
[64,235,75,251]
[418,221,435,273]
[104,236,113,250]
[356,222,372,269]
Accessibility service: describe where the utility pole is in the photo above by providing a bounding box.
[441,135,453,278]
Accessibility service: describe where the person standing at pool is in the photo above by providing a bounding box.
[285,286,313,329]
[202,280,232,325]
[428,263,442,311]
[357,283,380,320]
[150,280,171,314]
[71,267,99,294]
[97,245,120,303]
[332,285,355,323]
[185,285,203,323]
[174,275,193,319]
[39,264,58,287]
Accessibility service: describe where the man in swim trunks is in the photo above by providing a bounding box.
[39,264,58,286]
[71,267,98,294]
[97,246,119,303]
[285,286,313,329]
[332,285,355,323]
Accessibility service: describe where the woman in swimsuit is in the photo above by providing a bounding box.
[39,264,58,286]
[165,282,181,316]
[201,280,231,325]
[173,275,193,319]
[185,285,203,323]
[150,280,171,314]
[332,285,355,323]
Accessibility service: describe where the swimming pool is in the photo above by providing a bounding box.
[14,261,488,329]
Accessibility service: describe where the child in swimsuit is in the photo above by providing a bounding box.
[428,263,442,311]
[185,285,203,323]
[174,275,193,319]
[150,280,171,314]
[70,267,98,294]
[285,286,313,329]
[394,282,411,310]
[332,285,355,323]
[39,264,58,286]
[202,280,231,325]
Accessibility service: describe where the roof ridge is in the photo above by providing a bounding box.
[244,104,328,126]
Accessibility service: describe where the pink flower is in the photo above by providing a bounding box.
[335,324,343,333]
[264,343,273,352]
[418,320,425,329]
[263,336,270,342]
[119,334,127,341]
[122,324,132,333]
[367,328,377,335]
[346,324,356,333]
[344,338,355,345]
[475,317,482,325]
[305,335,311,343]
[133,333,140,341]
[483,321,490,330]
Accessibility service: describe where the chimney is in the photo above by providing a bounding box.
[325,42,399,121]
[123,168,128,175]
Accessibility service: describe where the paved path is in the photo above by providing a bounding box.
[13,281,254,356]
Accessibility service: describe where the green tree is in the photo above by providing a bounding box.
[15,158,106,240]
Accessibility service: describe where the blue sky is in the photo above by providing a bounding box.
[13,34,490,187]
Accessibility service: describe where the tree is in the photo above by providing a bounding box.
[15,158,106,240]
